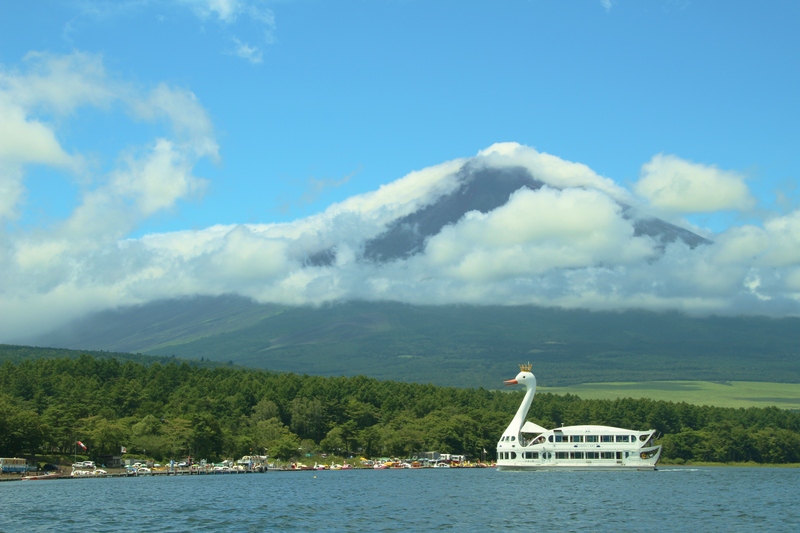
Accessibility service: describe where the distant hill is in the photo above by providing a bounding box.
[26,296,800,388]
[0,343,226,369]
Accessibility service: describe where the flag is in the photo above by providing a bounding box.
[121,446,127,454]
[77,440,87,450]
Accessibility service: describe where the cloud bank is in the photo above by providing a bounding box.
[2,52,800,342]
[636,154,756,213]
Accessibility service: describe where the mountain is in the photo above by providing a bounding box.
[21,156,796,388]
[311,164,709,266]
[28,296,800,388]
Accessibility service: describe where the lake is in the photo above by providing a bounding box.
[1,467,797,532]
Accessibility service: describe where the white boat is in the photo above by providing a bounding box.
[70,467,108,477]
[496,364,662,470]
[21,472,61,481]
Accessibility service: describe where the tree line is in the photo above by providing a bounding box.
[1,355,799,464]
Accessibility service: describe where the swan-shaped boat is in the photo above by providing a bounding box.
[496,364,662,470]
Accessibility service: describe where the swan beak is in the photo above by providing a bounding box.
[504,379,518,386]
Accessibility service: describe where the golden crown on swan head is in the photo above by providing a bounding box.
[519,362,532,372]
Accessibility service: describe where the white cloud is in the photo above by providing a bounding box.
[0,105,74,168]
[601,0,615,12]
[180,0,273,27]
[188,0,243,23]
[0,51,218,339]
[67,1,276,64]
[477,142,632,202]
[180,0,276,59]
[755,211,800,268]
[635,154,756,213]
[422,187,652,281]
[131,83,219,159]
[231,38,264,64]
[2,51,118,115]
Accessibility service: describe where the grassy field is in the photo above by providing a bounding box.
[538,381,800,410]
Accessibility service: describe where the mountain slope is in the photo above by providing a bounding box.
[28,297,800,388]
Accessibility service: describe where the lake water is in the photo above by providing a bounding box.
[1,467,797,532]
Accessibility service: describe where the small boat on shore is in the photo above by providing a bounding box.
[496,364,662,471]
[21,472,61,481]
[71,467,108,477]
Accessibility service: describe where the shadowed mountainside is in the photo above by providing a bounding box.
[27,296,800,388]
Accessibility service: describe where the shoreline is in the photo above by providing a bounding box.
[4,461,800,482]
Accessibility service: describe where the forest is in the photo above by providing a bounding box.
[1,354,800,465]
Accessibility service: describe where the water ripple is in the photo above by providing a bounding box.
[0,467,796,532]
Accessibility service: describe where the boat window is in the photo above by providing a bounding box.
[615,435,629,442]
[570,452,584,459]
[586,435,598,443]
[511,436,515,441]
[601,452,615,459]
[585,452,599,459]
[510,452,517,459]
[639,434,648,441]
[523,452,538,459]
[600,435,613,443]
[555,452,568,459]
[548,435,553,442]
[569,435,583,443]
[554,435,565,443]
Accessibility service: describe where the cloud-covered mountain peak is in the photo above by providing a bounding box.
[357,161,709,265]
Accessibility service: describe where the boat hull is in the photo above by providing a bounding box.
[497,463,658,471]
[21,473,61,480]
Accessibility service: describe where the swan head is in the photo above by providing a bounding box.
[504,363,536,388]
[504,370,536,388]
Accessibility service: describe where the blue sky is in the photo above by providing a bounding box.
[2,1,800,339]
